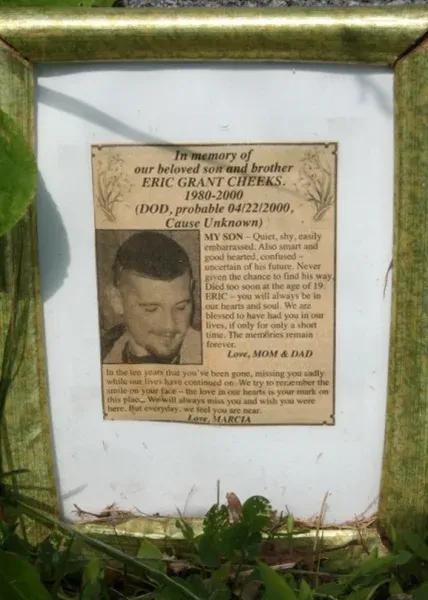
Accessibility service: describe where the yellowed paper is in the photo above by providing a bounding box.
[92,143,336,425]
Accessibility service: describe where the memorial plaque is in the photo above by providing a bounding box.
[92,143,336,425]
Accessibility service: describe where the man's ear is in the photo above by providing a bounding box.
[106,284,124,316]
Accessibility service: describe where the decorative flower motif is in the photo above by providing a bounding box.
[96,154,131,222]
[295,149,335,221]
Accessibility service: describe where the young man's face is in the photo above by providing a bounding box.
[118,270,193,360]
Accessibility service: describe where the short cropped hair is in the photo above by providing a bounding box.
[113,231,192,286]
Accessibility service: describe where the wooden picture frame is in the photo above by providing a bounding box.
[1,6,428,554]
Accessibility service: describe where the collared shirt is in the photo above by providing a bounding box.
[103,326,202,365]
[121,342,181,364]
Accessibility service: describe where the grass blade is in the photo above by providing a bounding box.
[14,499,203,600]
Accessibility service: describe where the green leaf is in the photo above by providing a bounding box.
[347,549,412,584]
[208,564,232,600]
[175,516,195,542]
[0,549,51,600]
[0,109,37,238]
[198,535,221,568]
[286,514,295,536]
[414,582,428,600]
[218,522,261,560]
[15,499,203,600]
[11,502,201,600]
[198,505,233,566]
[138,539,166,574]
[51,536,76,600]
[394,550,413,566]
[402,530,428,560]
[347,589,374,600]
[298,579,312,600]
[80,556,102,600]
[257,562,297,600]
[203,505,230,537]
[315,581,344,596]
[388,579,404,595]
[242,497,272,533]
[154,585,184,600]
[346,580,390,600]
[187,575,209,597]
[35,538,55,580]
[243,536,263,561]
[210,562,231,586]
[282,574,297,589]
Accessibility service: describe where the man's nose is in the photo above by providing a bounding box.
[162,309,177,331]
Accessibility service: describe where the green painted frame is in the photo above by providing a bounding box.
[0,6,428,549]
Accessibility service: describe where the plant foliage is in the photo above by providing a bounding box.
[0,109,37,239]
[1,490,428,599]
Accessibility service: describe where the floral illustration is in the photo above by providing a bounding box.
[295,149,335,221]
[95,154,131,222]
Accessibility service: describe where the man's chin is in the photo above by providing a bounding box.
[146,341,183,361]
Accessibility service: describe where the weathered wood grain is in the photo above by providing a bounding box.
[0,40,58,542]
[0,7,427,65]
[379,38,428,535]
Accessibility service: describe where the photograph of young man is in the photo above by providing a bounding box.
[102,231,202,365]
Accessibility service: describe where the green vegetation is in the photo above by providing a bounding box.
[0,110,37,239]
[1,491,428,599]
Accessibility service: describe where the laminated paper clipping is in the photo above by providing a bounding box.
[92,143,336,425]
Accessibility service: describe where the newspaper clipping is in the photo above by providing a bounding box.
[92,143,336,425]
